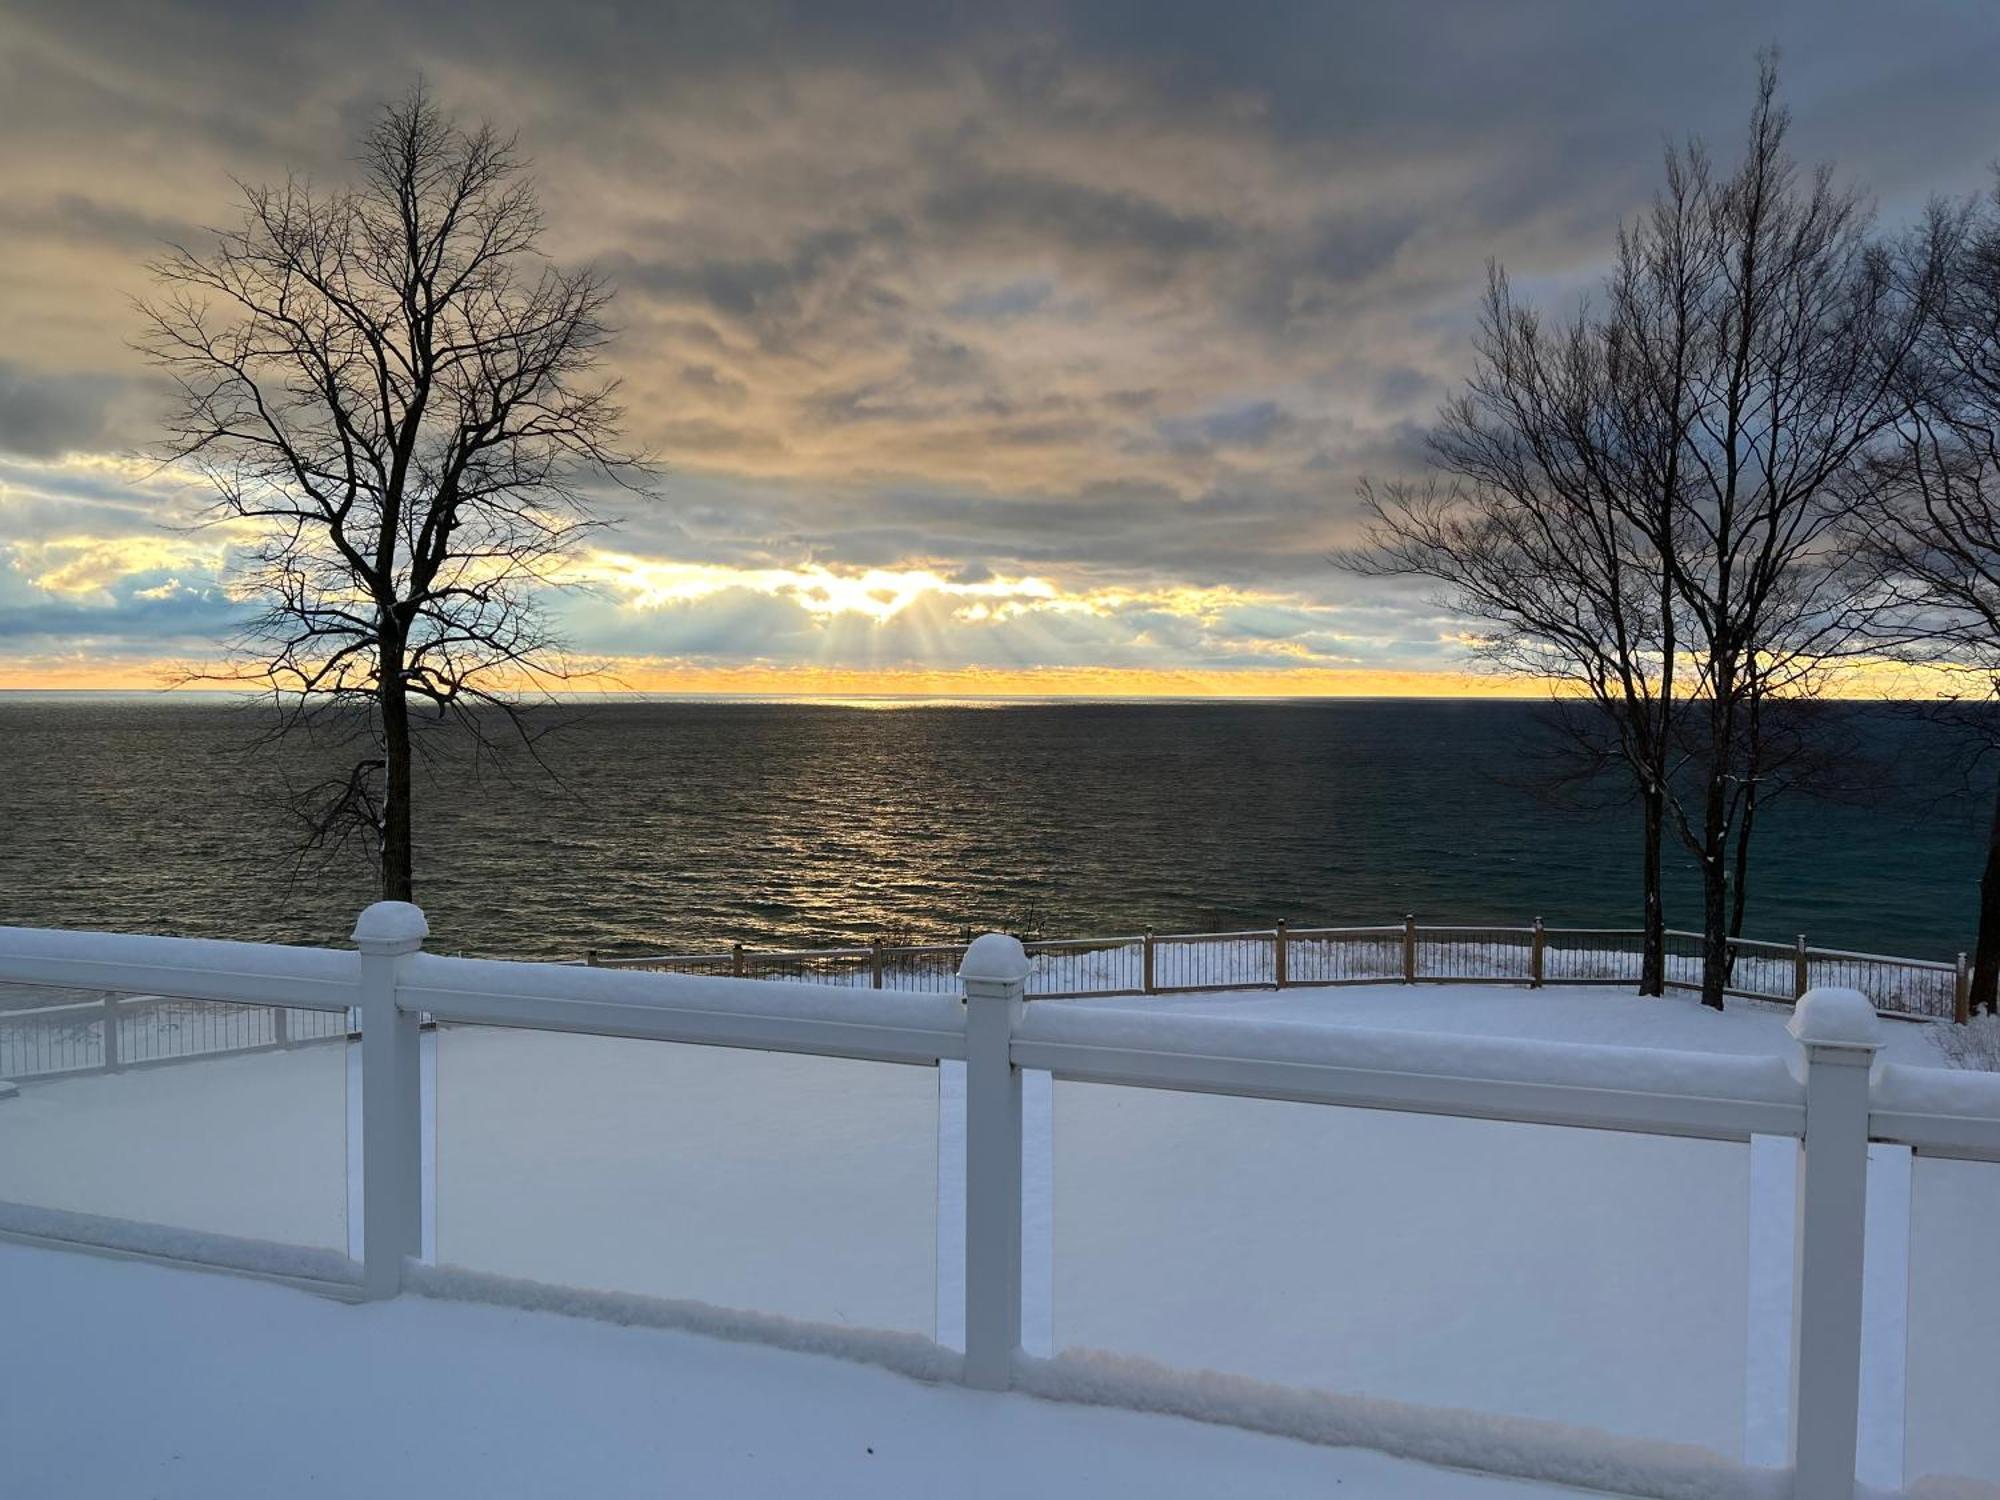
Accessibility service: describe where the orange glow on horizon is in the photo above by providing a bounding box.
[564,662,1552,698]
[0,654,1970,701]
[0,655,1543,698]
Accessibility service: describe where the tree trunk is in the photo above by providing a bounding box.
[1974,769,2000,1015]
[1639,783,1666,997]
[1699,845,1730,1011]
[378,643,414,904]
[1724,777,1759,988]
[1696,726,1731,1010]
[1729,788,1756,940]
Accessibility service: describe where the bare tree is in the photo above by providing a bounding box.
[1342,180,1703,997]
[139,84,649,903]
[1348,60,1926,1009]
[1657,61,1929,1008]
[1849,193,2000,1012]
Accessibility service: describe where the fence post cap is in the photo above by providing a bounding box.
[353,900,428,953]
[959,932,1029,985]
[1788,986,1881,1050]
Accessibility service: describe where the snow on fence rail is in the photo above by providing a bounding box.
[589,917,1971,1021]
[0,907,1994,1499]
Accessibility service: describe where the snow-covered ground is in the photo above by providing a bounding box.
[0,1241,1599,1500]
[1080,981,1952,1062]
[1,981,1995,1497]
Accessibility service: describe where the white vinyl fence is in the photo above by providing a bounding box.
[2,917,1958,1088]
[1,905,1996,1500]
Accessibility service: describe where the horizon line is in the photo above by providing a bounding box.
[0,686,1950,708]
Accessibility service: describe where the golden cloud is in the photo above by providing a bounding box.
[7,534,230,597]
[574,549,1294,627]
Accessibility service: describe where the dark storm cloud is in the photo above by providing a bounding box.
[0,362,129,460]
[0,364,110,458]
[605,223,902,329]
[922,166,1232,265]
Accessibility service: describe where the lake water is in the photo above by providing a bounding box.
[0,695,1984,961]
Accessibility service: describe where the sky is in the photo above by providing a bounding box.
[4,2,2000,696]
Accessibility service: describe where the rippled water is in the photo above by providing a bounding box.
[0,695,1984,961]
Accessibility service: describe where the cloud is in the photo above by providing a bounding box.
[8,534,228,599]
[1155,400,1293,455]
[946,278,1054,321]
[923,164,1232,269]
[4,2,2000,682]
[0,362,126,460]
[544,547,1471,675]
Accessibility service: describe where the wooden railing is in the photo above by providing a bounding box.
[589,918,1973,1021]
[0,990,352,1082]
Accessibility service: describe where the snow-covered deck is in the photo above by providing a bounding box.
[1,978,1992,1497]
[0,1240,1593,1499]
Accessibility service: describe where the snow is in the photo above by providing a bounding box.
[0,1240,1609,1500]
[1066,982,1948,1066]
[961,930,1029,982]
[1906,1151,2000,1487]
[431,1028,941,1335]
[0,1199,357,1284]
[1013,1347,1790,1500]
[406,1258,962,1382]
[1862,1145,1914,1489]
[0,1031,348,1247]
[1,978,1994,1496]
[407,1258,1788,1499]
[1744,1135,1797,1469]
[1790,986,1884,1047]
[1876,1059,2000,1116]
[352,897,430,945]
[1019,998,1806,1102]
[0,921,355,989]
[406,949,962,1032]
[1042,1073,1756,1453]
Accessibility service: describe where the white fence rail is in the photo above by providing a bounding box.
[4,916,1959,1086]
[1,904,1995,1499]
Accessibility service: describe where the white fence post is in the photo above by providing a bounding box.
[1788,987,1882,1500]
[355,900,427,1301]
[960,931,1028,1391]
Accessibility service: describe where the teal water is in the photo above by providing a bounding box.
[0,697,1983,961]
